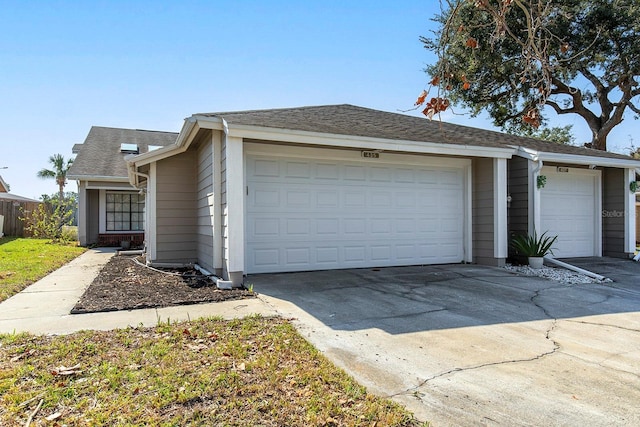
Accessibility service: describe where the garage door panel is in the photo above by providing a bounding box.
[345,192,366,207]
[395,192,416,208]
[397,245,416,260]
[371,245,392,261]
[371,218,392,234]
[344,246,366,262]
[396,218,416,234]
[317,191,338,207]
[345,165,366,180]
[317,247,339,264]
[371,166,392,181]
[285,247,310,265]
[253,188,280,206]
[285,218,309,236]
[395,168,415,182]
[247,155,465,273]
[440,192,461,208]
[317,163,339,179]
[344,218,366,235]
[253,248,280,268]
[417,169,439,184]
[440,170,462,185]
[286,190,310,206]
[253,159,280,177]
[316,218,339,235]
[285,161,311,178]
[371,191,393,207]
[251,218,279,237]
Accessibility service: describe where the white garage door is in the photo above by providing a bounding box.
[540,167,599,257]
[245,154,466,274]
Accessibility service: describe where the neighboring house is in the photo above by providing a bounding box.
[0,174,40,203]
[0,175,41,238]
[0,175,8,193]
[116,104,639,287]
[67,126,178,247]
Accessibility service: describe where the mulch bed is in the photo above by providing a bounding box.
[71,255,254,314]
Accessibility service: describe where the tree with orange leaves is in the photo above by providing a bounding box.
[420,0,640,151]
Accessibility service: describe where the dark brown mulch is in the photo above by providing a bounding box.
[71,255,254,314]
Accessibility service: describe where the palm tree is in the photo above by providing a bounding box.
[37,154,74,201]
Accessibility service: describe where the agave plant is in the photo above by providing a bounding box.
[511,231,558,257]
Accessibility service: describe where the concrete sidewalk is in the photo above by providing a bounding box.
[0,248,276,335]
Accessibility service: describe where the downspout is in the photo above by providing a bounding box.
[532,158,543,176]
[131,171,149,189]
[216,117,235,289]
[125,154,150,189]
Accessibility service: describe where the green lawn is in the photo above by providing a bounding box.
[0,237,86,302]
[0,316,427,426]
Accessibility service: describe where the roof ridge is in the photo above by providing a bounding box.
[90,125,178,135]
[197,104,358,117]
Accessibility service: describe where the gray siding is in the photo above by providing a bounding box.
[196,137,215,272]
[155,150,198,263]
[87,189,100,245]
[602,167,625,257]
[507,157,529,249]
[473,158,495,264]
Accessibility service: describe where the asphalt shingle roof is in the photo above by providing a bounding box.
[68,126,178,179]
[198,104,634,161]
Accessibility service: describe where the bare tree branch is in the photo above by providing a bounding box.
[626,101,640,115]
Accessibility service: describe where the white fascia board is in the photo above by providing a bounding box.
[87,184,138,191]
[129,113,514,174]
[537,152,640,168]
[225,123,514,159]
[68,175,130,182]
[191,115,224,130]
[513,145,640,168]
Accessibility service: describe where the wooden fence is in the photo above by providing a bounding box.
[0,200,40,237]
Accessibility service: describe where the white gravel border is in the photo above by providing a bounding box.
[504,264,612,285]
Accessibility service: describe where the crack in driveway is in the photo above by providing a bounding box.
[391,286,562,400]
[564,319,640,333]
[389,322,560,400]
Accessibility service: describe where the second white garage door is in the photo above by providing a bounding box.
[245,152,467,274]
[540,166,600,257]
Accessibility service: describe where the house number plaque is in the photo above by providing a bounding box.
[362,151,380,159]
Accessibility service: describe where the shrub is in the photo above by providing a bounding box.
[21,199,76,243]
[511,231,558,257]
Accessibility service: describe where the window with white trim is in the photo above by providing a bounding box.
[106,192,144,231]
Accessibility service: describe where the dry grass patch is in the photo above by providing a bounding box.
[0,316,427,426]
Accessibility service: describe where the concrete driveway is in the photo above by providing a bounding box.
[248,263,640,426]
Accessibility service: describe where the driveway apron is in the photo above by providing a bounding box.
[248,263,640,426]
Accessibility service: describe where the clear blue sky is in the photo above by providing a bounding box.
[0,1,636,199]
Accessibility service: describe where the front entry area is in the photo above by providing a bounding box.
[245,145,469,274]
